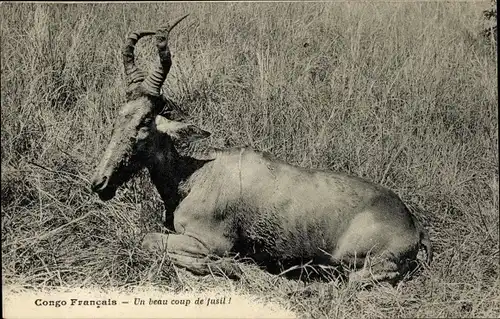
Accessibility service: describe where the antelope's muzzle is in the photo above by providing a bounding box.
[91,175,116,201]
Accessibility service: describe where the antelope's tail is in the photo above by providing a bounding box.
[419,226,433,265]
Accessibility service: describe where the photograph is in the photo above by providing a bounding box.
[1,1,498,318]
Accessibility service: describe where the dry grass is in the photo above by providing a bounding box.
[1,2,498,318]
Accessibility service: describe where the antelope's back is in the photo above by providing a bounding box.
[200,148,416,258]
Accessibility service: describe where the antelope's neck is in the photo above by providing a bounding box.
[146,143,208,228]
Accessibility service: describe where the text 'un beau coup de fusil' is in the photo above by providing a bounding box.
[34,296,231,308]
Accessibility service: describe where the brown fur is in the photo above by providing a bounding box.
[142,146,431,284]
[91,22,432,285]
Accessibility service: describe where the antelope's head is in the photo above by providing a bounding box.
[91,16,210,201]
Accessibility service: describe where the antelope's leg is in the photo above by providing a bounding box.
[345,253,402,286]
[142,233,241,279]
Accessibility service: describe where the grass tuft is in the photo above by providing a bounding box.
[1,2,498,318]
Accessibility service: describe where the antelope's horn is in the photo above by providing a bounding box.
[122,30,155,88]
[142,14,189,96]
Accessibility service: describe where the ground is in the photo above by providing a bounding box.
[1,2,498,318]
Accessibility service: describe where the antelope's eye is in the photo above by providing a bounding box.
[141,117,152,126]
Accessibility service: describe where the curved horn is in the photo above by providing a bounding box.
[142,14,189,96]
[122,30,155,88]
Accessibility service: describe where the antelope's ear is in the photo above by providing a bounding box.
[155,116,211,143]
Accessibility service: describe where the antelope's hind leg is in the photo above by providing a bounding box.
[347,257,400,286]
[142,233,241,279]
[344,250,417,288]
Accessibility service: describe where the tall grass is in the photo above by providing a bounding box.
[1,2,498,318]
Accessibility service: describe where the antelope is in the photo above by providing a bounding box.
[91,16,432,285]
